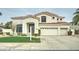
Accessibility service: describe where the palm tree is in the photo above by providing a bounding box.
[72,9,79,34]
[72,8,79,25]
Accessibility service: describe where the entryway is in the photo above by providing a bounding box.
[27,23,35,34]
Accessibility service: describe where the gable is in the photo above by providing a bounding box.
[11,11,65,23]
[34,11,64,18]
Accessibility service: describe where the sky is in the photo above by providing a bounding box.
[0,8,77,24]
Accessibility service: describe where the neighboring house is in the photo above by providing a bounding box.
[2,29,13,35]
[11,11,71,36]
[0,24,13,35]
[0,24,3,34]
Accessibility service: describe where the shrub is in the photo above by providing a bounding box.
[21,34,27,36]
[32,30,40,36]
[68,30,72,35]
[75,30,79,34]
[6,32,10,35]
[0,32,3,34]
[38,30,40,36]
[33,34,39,36]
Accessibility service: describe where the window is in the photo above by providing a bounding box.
[60,18,62,20]
[41,16,46,22]
[52,17,55,19]
[57,18,59,20]
[16,24,22,32]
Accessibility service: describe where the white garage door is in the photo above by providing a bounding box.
[60,28,68,35]
[41,28,58,35]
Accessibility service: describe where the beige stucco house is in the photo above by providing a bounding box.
[11,11,71,36]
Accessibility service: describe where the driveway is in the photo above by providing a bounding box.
[41,35,79,50]
[0,35,79,50]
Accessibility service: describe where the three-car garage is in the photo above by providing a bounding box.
[40,27,68,35]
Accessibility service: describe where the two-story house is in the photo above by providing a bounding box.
[11,11,70,35]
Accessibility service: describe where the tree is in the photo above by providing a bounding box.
[0,12,3,26]
[4,21,12,29]
[0,22,3,26]
[72,8,79,25]
[0,12,2,15]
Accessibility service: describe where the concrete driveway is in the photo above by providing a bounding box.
[41,35,79,50]
[0,35,79,50]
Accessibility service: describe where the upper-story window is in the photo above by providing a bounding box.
[16,24,22,32]
[57,18,59,20]
[60,18,62,20]
[41,16,46,22]
[52,17,55,19]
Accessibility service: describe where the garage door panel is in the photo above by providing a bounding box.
[41,28,58,35]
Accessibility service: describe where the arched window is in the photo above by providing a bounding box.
[41,16,46,22]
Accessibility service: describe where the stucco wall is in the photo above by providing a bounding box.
[12,18,39,35]
[36,14,64,23]
[24,18,39,34]
[12,19,24,35]
[40,25,70,35]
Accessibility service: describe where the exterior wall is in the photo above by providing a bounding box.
[12,18,39,35]
[40,25,70,35]
[12,19,24,35]
[71,29,75,35]
[12,13,70,36]
[36,14,64,23]
[39,24,70,29]
[24,18,39,34]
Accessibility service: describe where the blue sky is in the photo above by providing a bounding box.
[0,8,76,23]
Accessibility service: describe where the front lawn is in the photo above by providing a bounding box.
[0,36,40,43]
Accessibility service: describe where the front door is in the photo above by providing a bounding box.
[28,23,34,34]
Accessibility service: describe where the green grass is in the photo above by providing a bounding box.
[0,37,40,43]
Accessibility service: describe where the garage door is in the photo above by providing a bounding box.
[60,28,68,35]
[41,28,58,35]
